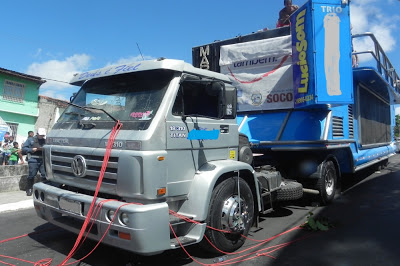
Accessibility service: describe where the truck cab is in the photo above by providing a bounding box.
[34,59,288,255]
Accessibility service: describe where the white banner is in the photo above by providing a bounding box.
[220,36,293,111]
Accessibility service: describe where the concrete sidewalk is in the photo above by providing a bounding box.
[0,190,33,213]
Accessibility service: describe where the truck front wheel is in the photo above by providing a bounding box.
[316,160,337,205]
[200,177,254,253]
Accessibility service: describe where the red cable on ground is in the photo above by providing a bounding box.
[1,119,316,265]
[169,219,307,266]
[0,254,35,265]
[0,228,59,244]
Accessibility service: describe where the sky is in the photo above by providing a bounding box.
[1,0,399,103]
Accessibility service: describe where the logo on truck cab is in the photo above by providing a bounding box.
[72,155,87,177]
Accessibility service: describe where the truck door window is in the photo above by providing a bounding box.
[172,82,219,118]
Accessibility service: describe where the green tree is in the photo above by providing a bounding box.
[395,114,400,138]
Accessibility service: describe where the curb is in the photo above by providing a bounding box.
[0,199,33,213]
[0,175,25,193]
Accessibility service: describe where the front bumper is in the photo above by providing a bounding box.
[33,182,171,255]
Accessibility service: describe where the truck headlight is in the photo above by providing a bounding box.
[106,210,115,222]
[120,213,129,225]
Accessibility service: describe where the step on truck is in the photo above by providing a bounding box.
[33,0,399,256]
[193,0,400,204]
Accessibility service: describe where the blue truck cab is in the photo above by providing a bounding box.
[193,0,400,204]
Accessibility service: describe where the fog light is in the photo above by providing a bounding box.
[40,192,45,202]
[106,210,116,222]
[34,190,39,199]
[120,213,129,225]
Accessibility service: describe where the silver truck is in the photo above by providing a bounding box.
[33,58,302,255]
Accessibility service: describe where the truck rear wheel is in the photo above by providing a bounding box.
[316,160,337,205]
[200,177,254,253]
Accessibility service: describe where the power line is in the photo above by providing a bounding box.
[42,77,71,84]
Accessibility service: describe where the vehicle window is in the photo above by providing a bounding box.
[172,82,219,118]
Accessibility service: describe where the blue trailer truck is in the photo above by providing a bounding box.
[193,0,400,204]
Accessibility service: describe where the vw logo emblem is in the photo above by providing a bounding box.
[71,155,87,177]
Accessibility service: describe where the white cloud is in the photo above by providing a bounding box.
[26,54,91,100]
[27,54,91,88]
[105,55,154,67]
[26,53,154,100]
[351,0,398,63]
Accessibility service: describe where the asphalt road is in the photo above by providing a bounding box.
[1,155,400,265]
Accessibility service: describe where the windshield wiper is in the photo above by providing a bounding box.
[67,102,118,122]
[64,111,85,117]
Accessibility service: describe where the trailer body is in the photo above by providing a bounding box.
[192,0,400,203]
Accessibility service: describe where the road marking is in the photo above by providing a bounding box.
[0,200,33,213]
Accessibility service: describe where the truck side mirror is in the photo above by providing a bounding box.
[70,92,77,103]
[206,82,237,119]
[223,85,237,119]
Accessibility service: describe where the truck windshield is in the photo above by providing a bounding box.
[56,69,173,130]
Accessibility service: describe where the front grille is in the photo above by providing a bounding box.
[50,150,119,185]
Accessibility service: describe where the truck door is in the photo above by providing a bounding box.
[165,79,237,196]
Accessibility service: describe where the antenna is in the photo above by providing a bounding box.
[136,43,145,61]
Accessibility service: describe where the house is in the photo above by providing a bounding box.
[36,95,69,135]
[0,67,45,144]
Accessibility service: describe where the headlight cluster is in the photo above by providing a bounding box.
[106,210,129,225]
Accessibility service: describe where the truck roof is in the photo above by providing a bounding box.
[70,58,231,86]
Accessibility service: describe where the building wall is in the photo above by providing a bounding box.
[0,70,43,145]
[0,111,36,144]
[35,96,68,135]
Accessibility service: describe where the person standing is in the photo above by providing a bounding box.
[277,0,299,27]
[2,141,11,165]
[3,132,10,143]
[0,141,4,165]
[27,130,34,138]
[8,142,24,165]
[22,128,47,196]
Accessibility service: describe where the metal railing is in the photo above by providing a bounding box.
[352,33,400,94]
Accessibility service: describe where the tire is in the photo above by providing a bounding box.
[276,180,303,201]
[316,160,337,205]
[200,177,254,253]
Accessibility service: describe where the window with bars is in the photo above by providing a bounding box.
[2,79,25,103]
[7,123,18,137]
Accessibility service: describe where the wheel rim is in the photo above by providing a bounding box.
[325,168,335,196]
[220,195,250,233]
